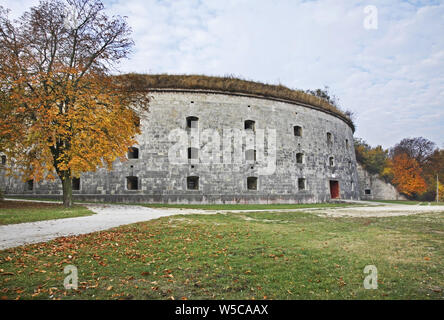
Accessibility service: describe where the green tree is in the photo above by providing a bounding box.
[354,138,388,176]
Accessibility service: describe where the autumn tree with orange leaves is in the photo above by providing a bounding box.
[0,0,147,207]
[389,153,427,197]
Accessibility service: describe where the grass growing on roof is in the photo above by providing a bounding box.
[117,73,354,130]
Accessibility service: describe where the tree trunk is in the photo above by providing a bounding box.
[61,173,73,208]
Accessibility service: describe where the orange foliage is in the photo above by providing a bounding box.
[0,69,141,181]
[390,153,427,196]
[0,0,147,210]
[0,1,144,206]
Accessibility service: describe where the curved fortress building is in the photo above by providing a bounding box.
[0,75,360,203]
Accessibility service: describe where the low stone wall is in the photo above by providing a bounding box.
[357,164,406,200]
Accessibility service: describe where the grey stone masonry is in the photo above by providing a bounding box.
[356,163,406,201]
[1,90,361,203]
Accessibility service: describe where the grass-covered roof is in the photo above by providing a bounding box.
[118,73,354,130]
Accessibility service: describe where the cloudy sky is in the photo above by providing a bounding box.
[1,0,443,149]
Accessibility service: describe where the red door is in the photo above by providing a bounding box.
[330,180,340,199]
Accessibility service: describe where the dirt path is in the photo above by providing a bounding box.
[1,200,443,250]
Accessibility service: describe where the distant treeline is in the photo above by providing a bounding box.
[355,137,444,201]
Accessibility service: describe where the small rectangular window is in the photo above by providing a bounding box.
[187,176,199,190]
[247,177,258,190]
[134,115,141,128]
[296,153,304,164]
[26,179,34,191]
[294,126,302,137]
[365,189,372,195]
[186,116,199,129]
[244,120,255,131]
[127,176,139,190]
[298,178,306,190]
[1,155,6,165]
[188,147,198,160]
[128,147,139,159]
[327,132,332,144]
[246,149,256,162]
[72,178,80,191]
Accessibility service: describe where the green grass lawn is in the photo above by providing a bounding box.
[0,201,94,225]
[1,209,443,300]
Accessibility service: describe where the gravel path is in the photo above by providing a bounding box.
[1,200,443,250]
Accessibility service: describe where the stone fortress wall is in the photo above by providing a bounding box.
[1,89,361,204]
[356,163,406,201]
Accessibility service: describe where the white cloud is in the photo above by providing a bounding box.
[1,0,443,149]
